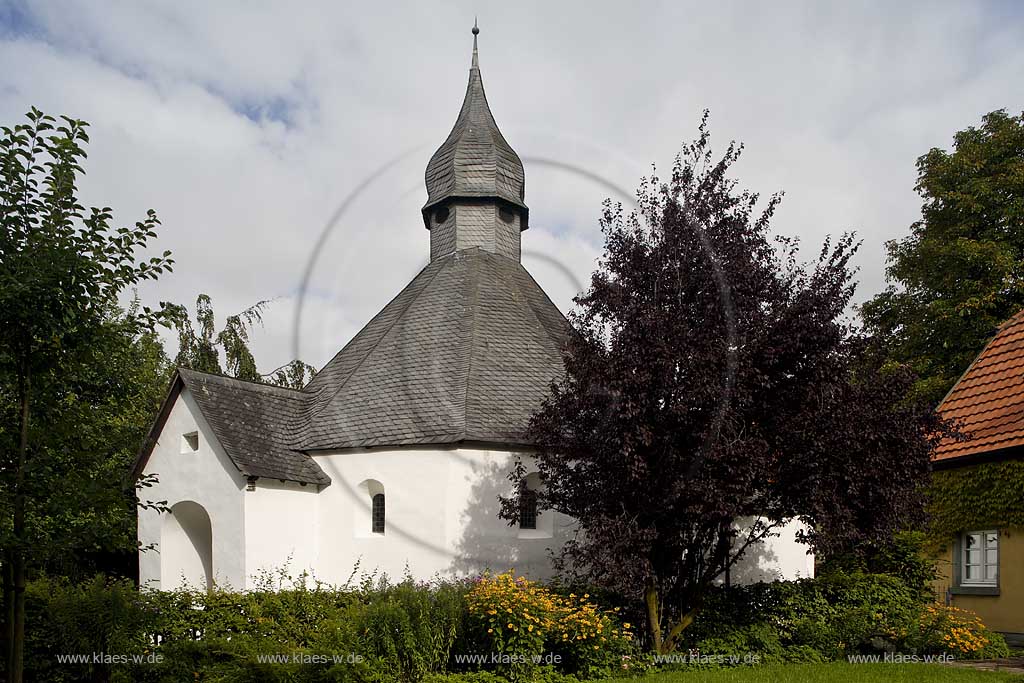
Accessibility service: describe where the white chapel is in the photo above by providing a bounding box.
[135,26,813,590]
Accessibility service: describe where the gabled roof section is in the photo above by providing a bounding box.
[934,308,1024,463]
[422,24,527,227]
[133,368,330,486]
[298,248,570,450]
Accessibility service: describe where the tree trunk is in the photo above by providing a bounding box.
[8,364,30,683]
[3,554,12,676]
[644,578,663,654]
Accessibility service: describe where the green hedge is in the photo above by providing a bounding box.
[679,571,1009,665]
[17,569,1010,682]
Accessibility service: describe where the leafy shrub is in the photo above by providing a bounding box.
[24,574,157,683]
[904,604,1010,659]
[465,571,634,680]
[356,577,467,682]
[681,571,921,662]
[817,531,938,603]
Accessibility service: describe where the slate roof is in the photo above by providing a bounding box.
[299,248,570,450]
[422,28,528,227]
[134,27,571,486]
[177,369,330,485]
[934,308,1024,463]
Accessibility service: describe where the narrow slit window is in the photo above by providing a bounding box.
[371,493,385,534]
[519,486,538,530]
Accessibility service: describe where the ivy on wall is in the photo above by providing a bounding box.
[927,459,1024,550]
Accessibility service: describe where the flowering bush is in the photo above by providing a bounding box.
[465,571,634,679]
[905,604,1009,659]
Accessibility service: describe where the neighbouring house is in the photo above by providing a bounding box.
[133,26,814,591]
[931,309,1024,644]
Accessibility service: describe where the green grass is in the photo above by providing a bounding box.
[601,663,1024,683]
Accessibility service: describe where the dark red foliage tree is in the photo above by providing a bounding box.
[501,115,945,654]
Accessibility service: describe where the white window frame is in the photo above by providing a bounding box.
[961,529,998,586]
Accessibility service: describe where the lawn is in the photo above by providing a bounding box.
[603,663,1024,683]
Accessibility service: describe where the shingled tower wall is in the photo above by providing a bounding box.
[422,22,527,262]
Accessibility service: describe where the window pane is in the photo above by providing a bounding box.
[965,564,975,580]
[965,533,980,548]
[986,532,998,547]
[519,489,538,530]
[371,494,385,534]
[986,548,998,565]
[986,565,998,581]
[966,549,981,566]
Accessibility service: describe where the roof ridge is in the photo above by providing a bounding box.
[178,367,304,397]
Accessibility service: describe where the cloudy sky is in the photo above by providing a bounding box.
[2,1,1022,373]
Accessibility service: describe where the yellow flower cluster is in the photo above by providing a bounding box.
[466,571,632,655]
[921,604,990,656]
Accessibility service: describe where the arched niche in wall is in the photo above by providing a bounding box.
[161,500,213,590]
[355,479,385,538]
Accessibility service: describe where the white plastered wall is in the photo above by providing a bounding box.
[137,387,246,590]
[243,479,319,589]
[730,517,816,584]
[310,445,574,584]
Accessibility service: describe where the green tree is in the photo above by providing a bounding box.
[861,110,1024,405]
[170,293,316,388]
[0,108,173,682]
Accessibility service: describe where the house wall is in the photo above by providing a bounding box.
[933,526,1024,638]
[141,428,815,590]
[309,445,571,584]
[306,445,813,585]
[730,518,816,584]
[138,387,247,590]
[243,479,319,589]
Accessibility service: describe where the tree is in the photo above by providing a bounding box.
[502,115,944,654]
[169,293,316,389]
[0,109,172,682]
[861,110,1024,406]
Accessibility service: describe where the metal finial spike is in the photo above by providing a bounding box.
[471,18,480,69]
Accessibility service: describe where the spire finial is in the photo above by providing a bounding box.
[471,18,479,69]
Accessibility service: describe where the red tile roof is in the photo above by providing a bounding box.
[934,309,1024,462]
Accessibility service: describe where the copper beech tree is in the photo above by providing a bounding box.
[502,116,945,654]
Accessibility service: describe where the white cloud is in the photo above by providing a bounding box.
[2,0,1022,372]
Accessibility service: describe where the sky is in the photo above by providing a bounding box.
[2,1,1022,373]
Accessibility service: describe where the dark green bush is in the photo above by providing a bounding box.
[23,566,1000,682]
[681,570,922,662]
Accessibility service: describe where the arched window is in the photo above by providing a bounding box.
[519,483,538,530]
[371,493,386,534]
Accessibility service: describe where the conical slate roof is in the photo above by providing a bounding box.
[134,25,571,486]
[422,24,527,227]
[299,248,569,450]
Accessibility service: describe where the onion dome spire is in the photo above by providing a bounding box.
[422,21,528,232]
